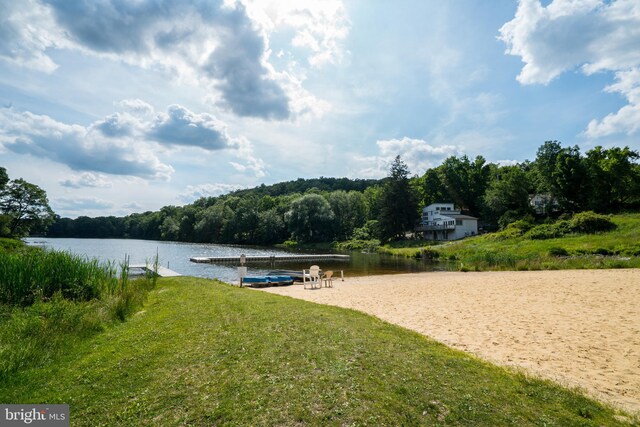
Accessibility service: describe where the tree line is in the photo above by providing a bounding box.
[43,141,640,244]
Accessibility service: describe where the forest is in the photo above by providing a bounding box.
[45,141,640,244]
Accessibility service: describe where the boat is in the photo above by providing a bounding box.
[266,270,308,282]
[241,275,294,287]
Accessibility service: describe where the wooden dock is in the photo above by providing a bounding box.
[129,264,182,277]
[190,254,350,264]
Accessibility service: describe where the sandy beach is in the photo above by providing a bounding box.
[261,269,640,414]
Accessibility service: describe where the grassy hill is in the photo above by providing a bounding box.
[384,213,640,271]
[1,277,635,426]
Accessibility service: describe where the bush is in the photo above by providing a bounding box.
[548,247,569,257]
[525,224,562,240]
[504,218,535,232]
[419,248,440,260]
[336,239,380,252]
[592,248,613,256]
[569,211,616,234]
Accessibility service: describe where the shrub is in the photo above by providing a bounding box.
[569,211,616,234]
[419,248,440,260]
[592,248,613,256]
[525,224,562,240]
[282,240,298,248]
[548,247,569,257]
[505,219,535,232]
[336,239,380,252]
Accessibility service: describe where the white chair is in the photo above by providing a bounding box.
[304,265,321,289]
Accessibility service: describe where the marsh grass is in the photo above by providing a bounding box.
[0,248,156,378]
[0,249,118,306]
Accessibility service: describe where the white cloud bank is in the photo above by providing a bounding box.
[352,137,461,178]
[499,0,640,137]
[0,102,266,179]
[0,0,343,121]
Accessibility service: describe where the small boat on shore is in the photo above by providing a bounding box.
[241,275,294,287]
[266,270,309,282]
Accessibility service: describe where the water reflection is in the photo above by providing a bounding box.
[25,238,452,282]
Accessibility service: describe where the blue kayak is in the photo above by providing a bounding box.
[241,275,294,287]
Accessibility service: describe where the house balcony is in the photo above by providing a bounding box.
[416,223,455,232]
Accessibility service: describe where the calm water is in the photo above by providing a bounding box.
[24,238,446,282]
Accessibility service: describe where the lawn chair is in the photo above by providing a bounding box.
[322,270,334,288]
[304,265,321,289]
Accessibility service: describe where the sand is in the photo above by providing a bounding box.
[260,269,640,414]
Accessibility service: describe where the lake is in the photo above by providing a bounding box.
[24,238,447,282]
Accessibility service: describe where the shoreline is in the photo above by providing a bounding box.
[261,269,640,414]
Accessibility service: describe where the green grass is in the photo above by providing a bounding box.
[0,248,158,379]
[383,213,640,271]
[0,249,122,306]
[1,277,635,426]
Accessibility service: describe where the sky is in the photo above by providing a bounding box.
[1,0,639,218]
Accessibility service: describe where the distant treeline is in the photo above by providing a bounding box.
[46,142,640,244]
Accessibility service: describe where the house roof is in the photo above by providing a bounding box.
[452,214,478,220]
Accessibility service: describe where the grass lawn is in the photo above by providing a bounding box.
[0,277,635,426]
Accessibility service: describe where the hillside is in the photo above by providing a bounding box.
[384,213,640,271]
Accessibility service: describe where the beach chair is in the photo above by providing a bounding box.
[304,265,321,289]
[322,270,334,288]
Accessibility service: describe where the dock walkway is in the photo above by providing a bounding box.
[129,264,182,277]
[190,254,350,264]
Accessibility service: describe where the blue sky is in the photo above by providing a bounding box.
[1,0,639,218]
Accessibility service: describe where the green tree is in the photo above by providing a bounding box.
[552,146,588,212]
[286,194,335,243]
[327,191,367,240]
[533,140,563,193]
[256,209,286,245]
[0,167,8,189]
[0,178,55,237]
[438,155,491,216]
[193,201,234,243]
[484,165,532,227]
[377,156,418,242]
[584,146,640,212]
[416,168,449,207]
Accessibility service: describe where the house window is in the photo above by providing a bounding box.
[456,219,462,226]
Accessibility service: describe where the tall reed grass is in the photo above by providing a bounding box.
[0,248,158,378]
[0,250,119,306]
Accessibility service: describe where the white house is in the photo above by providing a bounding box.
[416,203,478,241]
[529,194,559,215]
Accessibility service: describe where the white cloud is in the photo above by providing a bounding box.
[116,99,155,117]
[60,172,113,189]
[229,137,267,178]
[243,0,350,67]
[0,103,267,180]
[0,107,173,179]
[377,137,461,174]
[1,0,295,120]
[0,0,66,72]
[147,105,237,150]
[351,137,461,178]
[499,0,640,137]
[52,197,115,215]
[585,68,640,137]
[179,183,246,203]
